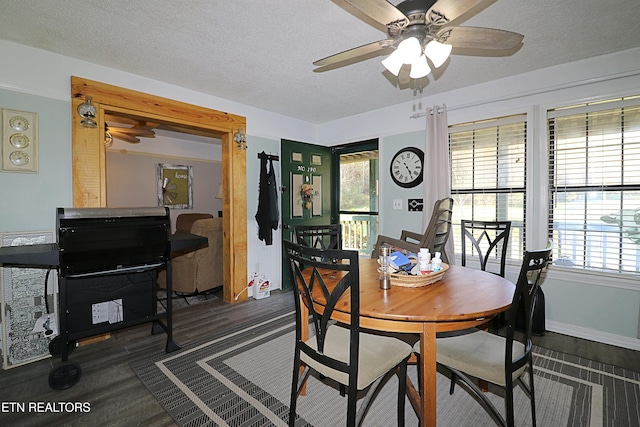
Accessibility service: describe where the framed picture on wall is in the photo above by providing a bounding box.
[157,164,193,209]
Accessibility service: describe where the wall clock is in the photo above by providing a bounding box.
[390,147,424,188]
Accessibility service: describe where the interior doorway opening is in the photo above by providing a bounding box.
[70,77,247,303]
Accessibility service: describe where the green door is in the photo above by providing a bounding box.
[281,139,333,289]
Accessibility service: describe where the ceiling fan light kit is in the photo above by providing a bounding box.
[315,0,524,87]
[423,39,452,68]
[381,50,405,75]
[382,36,422,75]
[409,54,431,79]
[382,36,449,78]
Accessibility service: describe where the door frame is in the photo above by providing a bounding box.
[70,76,247,303]
[331,139,380,257]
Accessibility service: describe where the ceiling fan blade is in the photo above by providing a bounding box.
[426,0,485,25]
[439,26,524,51]
[313,39,393,69]
[109,127,156,137]
[339,0,408,28]
[134,121,159,129]
[109,129,141,144]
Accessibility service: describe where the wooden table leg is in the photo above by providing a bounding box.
[419,322,437,427]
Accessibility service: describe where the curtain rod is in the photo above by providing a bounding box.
[409,69,640,119]
[410,107,444,119]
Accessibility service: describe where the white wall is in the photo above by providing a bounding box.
[246,135,283,293]
[106,131,224,229]
[0,88,72,231]
[1,38,639,350]
[106,151,222,230]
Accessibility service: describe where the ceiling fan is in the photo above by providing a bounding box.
[105,122,156,145]
[314,0,524,83]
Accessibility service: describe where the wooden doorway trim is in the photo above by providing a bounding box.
[70,76,247,303]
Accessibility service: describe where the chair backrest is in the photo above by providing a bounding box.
[505,247,552,373]
[461,220,512,277]
[424,197,454,262]
[283,240,360,387]
[294,224,342,250]
[175,213,214,233]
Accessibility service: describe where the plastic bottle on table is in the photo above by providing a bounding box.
[432,252,442,272]
[419,248,431,275]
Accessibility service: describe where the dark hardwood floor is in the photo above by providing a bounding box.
[0,289,296,427]
[0,288,637,426]
[531,325,639,372]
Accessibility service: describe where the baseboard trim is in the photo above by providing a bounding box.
[546,320,640,351]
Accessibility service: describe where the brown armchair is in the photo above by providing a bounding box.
[158,213,223,294]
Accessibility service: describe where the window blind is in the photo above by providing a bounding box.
[548,97,640,273]
[449,114,527,260]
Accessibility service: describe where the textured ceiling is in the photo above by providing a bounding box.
[1,0,639,124]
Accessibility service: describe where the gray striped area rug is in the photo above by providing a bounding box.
[131,311,640,426]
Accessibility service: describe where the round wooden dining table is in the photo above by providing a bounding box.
[302,258,515,427]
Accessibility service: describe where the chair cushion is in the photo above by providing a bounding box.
[301,325,412,390]
[416,329,526,386]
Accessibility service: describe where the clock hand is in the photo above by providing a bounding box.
[403,162,413,176]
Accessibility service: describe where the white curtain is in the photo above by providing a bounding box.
[422,104,455,262]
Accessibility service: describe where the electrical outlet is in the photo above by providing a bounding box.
[393,199,402,210]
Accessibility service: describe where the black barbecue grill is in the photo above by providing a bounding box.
[0,207,207,390]
[57,207,171,276]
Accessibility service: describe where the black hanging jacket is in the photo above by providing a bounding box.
[256,153,279,245]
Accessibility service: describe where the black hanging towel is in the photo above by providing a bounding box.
[256,152,279,245]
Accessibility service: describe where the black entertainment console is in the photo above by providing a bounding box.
[0,207,207,390]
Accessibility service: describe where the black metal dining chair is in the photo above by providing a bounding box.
[461,219,512,277]
[416,247,552,427]
[294,224,342,250]
[284,240,412,427]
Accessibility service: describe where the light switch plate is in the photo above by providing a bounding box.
[2,109,38,173]
[393,199,402,210]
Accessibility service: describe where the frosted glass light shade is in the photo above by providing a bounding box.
[410,55,431,79]
[424,40,452,68]
[397,36,422,59]
[383,36,423,76]
[382,49,405,76]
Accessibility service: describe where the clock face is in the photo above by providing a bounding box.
[390,147,424,188]
[9,133,30,149]
[9,115,30,132]
[9,151,30,166]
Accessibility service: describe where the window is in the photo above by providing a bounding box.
[449,114,527,260]
[548,97,640,273]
